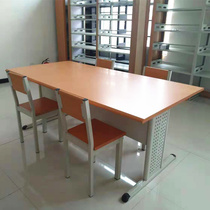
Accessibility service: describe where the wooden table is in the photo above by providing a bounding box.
[9,61,203,202]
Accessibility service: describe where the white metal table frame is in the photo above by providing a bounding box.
[121,110,176,203]
[91,104,176,203]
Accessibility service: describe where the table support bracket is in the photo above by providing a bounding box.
[122,111,175,203]
[121,154,176,203]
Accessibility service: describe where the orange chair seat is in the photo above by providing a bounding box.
[68,119,126,150]
[20,97,58,116]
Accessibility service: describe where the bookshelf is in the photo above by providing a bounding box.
[148,0,210,89]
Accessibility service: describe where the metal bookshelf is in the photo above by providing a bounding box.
[154,24,200,33]
[68,0,133,71]
[148,0,210,85]
[153,42,195,55]
[69,0,97,65]
[156,3,202,12]
[192,1,210,80]
[151,60,192,75]
[99,0,133,7]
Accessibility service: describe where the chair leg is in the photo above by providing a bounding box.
[64,134,70,178]
[88,151,94,197]
[115,138,123,180]
[16,110,24,143]
[142,144,146,151]
[42,118,47,133]
[58,115,63,142]
[137,142,141,150]
[32,118,40,153]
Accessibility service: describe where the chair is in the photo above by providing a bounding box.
[143,66,172,81]
[140,66,172,151]
[6,71,62,153]
[55,89,125,197]
[96,58,115,69]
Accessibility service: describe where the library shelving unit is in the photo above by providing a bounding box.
[193,0,210,80]
[69,0,97,66]
[148,0,210,87]
[56,0,150,74]
[68,0,134,71]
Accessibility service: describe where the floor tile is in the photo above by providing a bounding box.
[167,98,210,161]
[132,190,184,210]
[147,143,189,190]
[153,153,210,210]
[19,140,151,210]
[21,179,150,210]
[0,190,36,210]
[169,132,210,161]
[168,99,210,141]
[0,131,150,210]
[97,136,146,183]
[0,115,33,146]
[0,172,18,199]
[0,131,62,189]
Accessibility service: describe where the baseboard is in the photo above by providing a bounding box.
[0,78,9,84]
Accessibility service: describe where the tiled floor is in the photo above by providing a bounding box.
[0,82,209,210]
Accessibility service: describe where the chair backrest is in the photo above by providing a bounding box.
[6,71,34,110]
[55,89,94,148]
[143,66,172,81]
[96,58,115,69]
[56,89,84,122]
[7,71,27,94]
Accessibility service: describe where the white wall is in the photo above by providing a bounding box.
[0,0,58,79]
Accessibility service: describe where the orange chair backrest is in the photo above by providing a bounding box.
[8,71,26,94]
[144,66,169,80]
[59,90,84,122]
[96,58,114,69]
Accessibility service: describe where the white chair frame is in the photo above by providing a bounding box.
[55,89,124,197]
[7,71,62,153]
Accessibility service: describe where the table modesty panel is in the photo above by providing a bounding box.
[38,87,149,143]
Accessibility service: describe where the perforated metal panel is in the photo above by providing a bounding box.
[148,111,169,178]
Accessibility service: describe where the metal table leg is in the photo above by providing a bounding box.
[121,111,176,203]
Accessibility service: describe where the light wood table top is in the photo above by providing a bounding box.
[9,61,204,123]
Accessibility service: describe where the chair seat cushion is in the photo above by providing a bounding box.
[20,97,58,116]
[68,119,126,150]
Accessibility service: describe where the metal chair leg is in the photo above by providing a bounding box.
[42,118,47,133]
[58,115,63,142]
[64,135,70,178]
[115,138,123,180]
[88,151,94,197]
[137,142,141,150]
[142,144,146,151]
[32,118,40,153]
[16,110,24,143]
